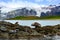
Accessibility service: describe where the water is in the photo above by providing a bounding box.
[4,20,60,28]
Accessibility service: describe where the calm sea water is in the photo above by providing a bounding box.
[4,20,60,28]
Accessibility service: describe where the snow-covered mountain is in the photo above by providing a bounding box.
[0,4,60,19]
[40,5,60,17]
[0,5,53,16]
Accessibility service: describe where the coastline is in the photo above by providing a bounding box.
[0,21,60,39]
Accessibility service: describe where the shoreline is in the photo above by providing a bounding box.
[0,21,60,39]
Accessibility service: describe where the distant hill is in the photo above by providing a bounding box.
[8,16,40,20]
[40,16,60,20]
[8,16,60,20]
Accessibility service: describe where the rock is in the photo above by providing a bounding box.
[0,21,60,39]
[31,22,41,28]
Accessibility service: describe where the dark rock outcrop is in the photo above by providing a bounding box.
[0,21,60,39]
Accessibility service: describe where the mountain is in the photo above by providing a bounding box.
[6,8,37,19]
[40,5,60,17]
[0,4,60,20]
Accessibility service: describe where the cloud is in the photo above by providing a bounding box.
[0,0,42,13]
[0,0,44,8]
[34,0,55,3]
[0,0,58,9]
[46,0,52,2]
[34,0,59,4]
[0,0,52,17]
[35,0,44,2]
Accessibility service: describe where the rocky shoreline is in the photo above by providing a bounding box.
[0,21,60,39]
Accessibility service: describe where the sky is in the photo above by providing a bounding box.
[0,0,60,8]
[0,0,60,16]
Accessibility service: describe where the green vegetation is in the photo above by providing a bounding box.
[40,16,60,19]
[8,16,40,20]
[8,16,60,20]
